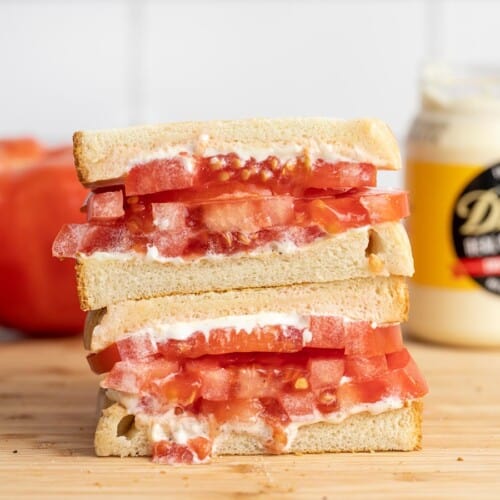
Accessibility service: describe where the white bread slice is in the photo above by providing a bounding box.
[77,222,413,311]
[85,276,409,352]
[94,401,422,457]
[74,118,401,185]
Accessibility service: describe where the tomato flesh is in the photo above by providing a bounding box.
[87,319,403,374]
[123,156,377,197]
[54,189,408,259]
[87,190,124,221]
[102,348,427,410]
[125,158,194,195]
[104,346,427,463]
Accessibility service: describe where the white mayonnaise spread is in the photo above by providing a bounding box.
[117,312,310,343]
[91,311,389,352]
[81,224,372,264]
[124,140,385,175]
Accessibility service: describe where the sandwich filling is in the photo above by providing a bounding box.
[91,317,428,464]
[95,154,378,195]
[53,188,408,260]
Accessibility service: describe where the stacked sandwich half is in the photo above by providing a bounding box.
[53,118,428,464]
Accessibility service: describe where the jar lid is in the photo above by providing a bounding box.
[421,63,500,113]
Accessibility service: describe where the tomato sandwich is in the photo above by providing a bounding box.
[54,118,413,310]
[53,117,427,464]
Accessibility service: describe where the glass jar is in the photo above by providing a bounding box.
[406,64,500,347]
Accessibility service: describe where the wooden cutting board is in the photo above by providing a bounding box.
[1,337,499,499]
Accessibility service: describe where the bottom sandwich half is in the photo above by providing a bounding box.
[87,278,427,464]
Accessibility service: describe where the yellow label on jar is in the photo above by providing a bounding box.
[407,161,484,290]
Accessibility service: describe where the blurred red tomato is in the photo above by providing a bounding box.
[0,139,87,335]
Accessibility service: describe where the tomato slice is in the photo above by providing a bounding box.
[344,355,388,382]
[151,202,187,230]
[123,155,377,197]
[308,197,369,233]
[103,359,179,393]
[88,321,404,374]
[87,343,121,374]
[278,391,316,417]
[200,398,264,424]
[187,437,212,461]
[54,188,408,259]
[153,441,195,465]
[125,158,194,196]
[308,357,345,394]
[87,190,124,221]
[185,358,233,401]
[102,346,428,411]
[359,189,410,223]
[201,196,294,233]
[386,348,411,370]
[87,332,158,374]
[344,324,403,356]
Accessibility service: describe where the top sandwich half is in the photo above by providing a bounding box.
[73,118,401,193]
[54,117,410,310]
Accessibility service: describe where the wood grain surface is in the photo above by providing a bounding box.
[1,336,499,499]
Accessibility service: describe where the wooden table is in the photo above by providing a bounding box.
[1,335,499,499]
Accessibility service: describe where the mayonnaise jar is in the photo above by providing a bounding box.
[406,64,500,346]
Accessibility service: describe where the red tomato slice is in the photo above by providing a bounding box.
[308,357,345,393]
[187,437,212,461]
[87,190,125,221]
[278,391,316,417]
[307,316,345,348]
[344,322,384,355]
[308,197,369,233]
[54,187,409,259]
[201,196,294,233]
[152,229,190,257]
[359,190,410,223]
[151,202,187,230]
[344,354,388,382]
[380,325,404,354]
[124,156,377,198]
[103,359,179,393]
[87,343,121,374]
[88,321,403,374]
[200,398,264,424]
[125,159,194,195]
[153,441,195,465]
[232,367,279,399]
[337,378,389,408]
[306,161,376,190]
[386,348,411,370]
[151,372,201,406]
[185,358,233,401]
[344,324,403,356]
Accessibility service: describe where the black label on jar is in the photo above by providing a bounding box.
[452,164,500,295]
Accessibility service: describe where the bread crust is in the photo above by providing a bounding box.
[76,222,413,311]
[94,401,423,458]
[85,276,409,352]
[73,118,401,184]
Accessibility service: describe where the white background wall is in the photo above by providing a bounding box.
[1,1,499,152]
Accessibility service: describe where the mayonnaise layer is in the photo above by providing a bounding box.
[91,311,385,352]
[125,141,378,175]
[92,311,315,350]
[131,312,309,342]
[86,235,306,265]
